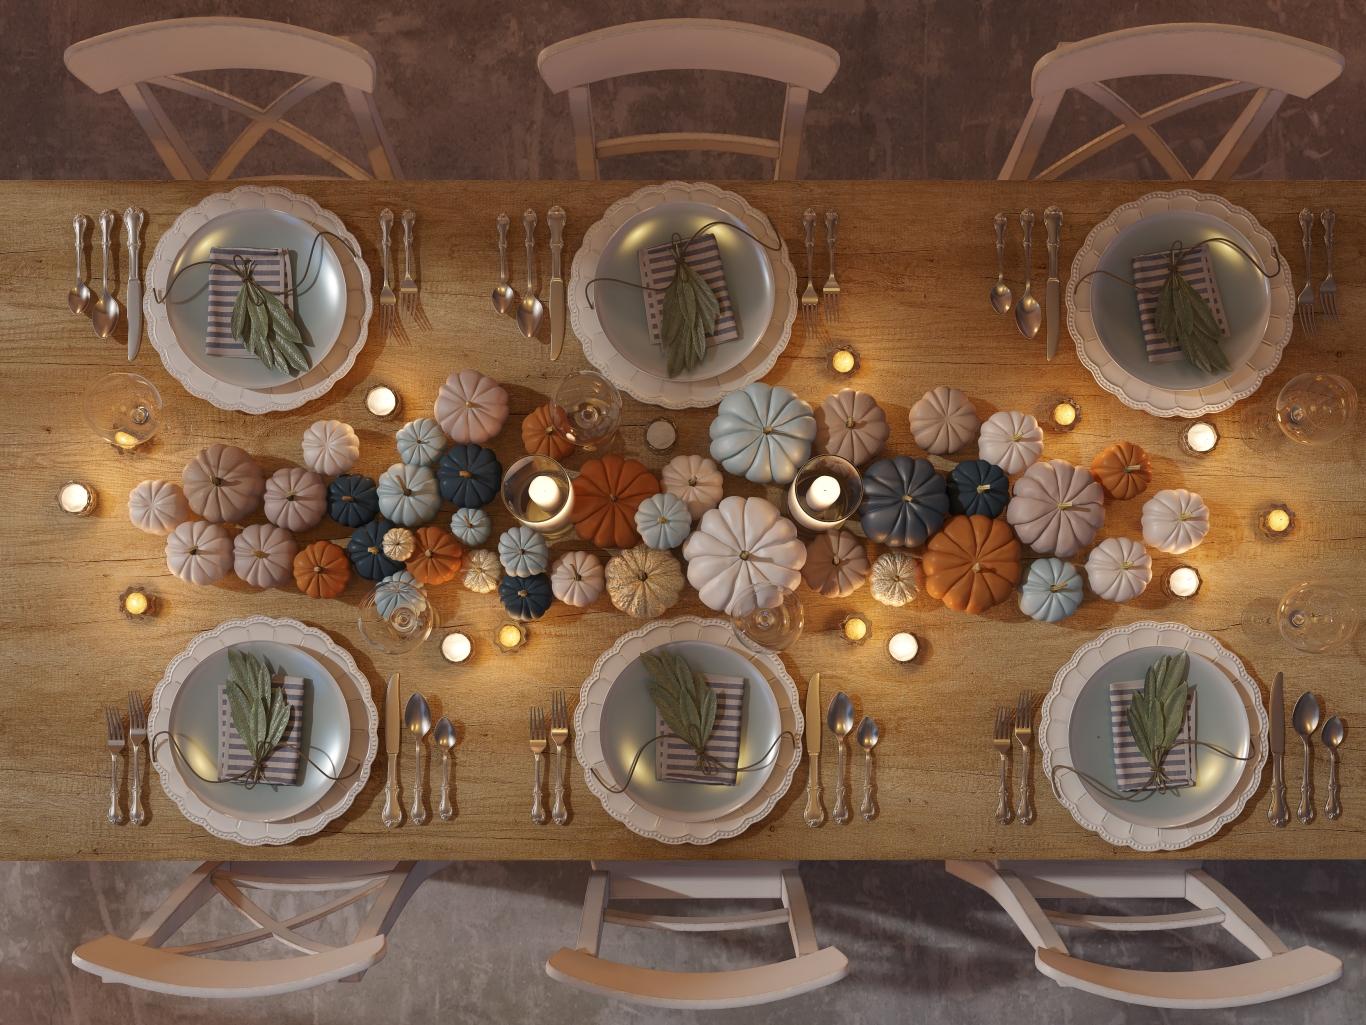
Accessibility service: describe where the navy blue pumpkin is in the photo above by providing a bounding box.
[499,572,553,621]
[859,456,949,547]
[347,518,404,580]
[438,443,502,509]
[328,473,379,528]
[948,459,1010,518]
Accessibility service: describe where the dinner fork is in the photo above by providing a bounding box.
[822,211,840,323]
[104,706,126,826]
[378,208,403,343]
[1013,691,1037,825]
[801,208,819,335]
[1296,208,1316,335]
[993,705,1014,825]
[127,692,148,826]
[550,689,570,825]
[399,209,429,329]
[528,706,548,825]
[1319,209,1338,319]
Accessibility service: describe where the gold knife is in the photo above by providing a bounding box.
[803,672,826,827]
[381,672,403,828]
[1044,206,1062,360]
[548,206,566,360]
[1268,671,1289,827]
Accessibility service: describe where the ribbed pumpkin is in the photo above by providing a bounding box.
[708,382,816,485]
[681,496,806,613]
[437,443,502,509]
[165,520,233,585]
[1018,557,1084,623]
[606,545,684,619]
[551,550,605,607]
[327,473,379,528]
[463,549,501,593]
[948,459,1010,518]
[660,454,724,521]
[128,479,189,536]
[395,417,446,467]
[409,526,463,586]
[521,402,574,460]
[634,492,692,550]
[499,573,553,621]
[382,527,416,562]
[1005,459,1106,558]
[978,411,1044,475]
[870,550,920,607]
[375,570,427,620]
[908,385,978,455]
[1141,488,1210,555]
[818,389,889,467]
[1085,537,1152,603]
[801,530,870,598]
[449,507,491,546]
[182,444,264,523]
[263,466,327,532]
[922,514,1022,614]
[232,523,298,589]
[348,518,404,581]
[293,540,351,599]
[377,462,441,528]
[1091,441,1152,501]
[434,369,509,444]
[301,419,360,476]
[571,454,660,548]
[859,456,950,548]
[498,525,550,576]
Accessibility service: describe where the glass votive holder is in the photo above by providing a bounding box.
[552,370,621,451]
[83,372,161,451]
[1163,566,1202,599]
[1180,420,1219,456]
[118,585,156,620]
[887,631,920,663]
[828,345,859,376]
[502,454,574,534]
[1045,397,1080,432]
[841,613,870,645]
[1259,504,1295,540]
[441,631,472,664]
[494,622,527,653]
[644,417,677,454]
[365,384,401,419]
[57,480,97,516]
[787,454,863,532]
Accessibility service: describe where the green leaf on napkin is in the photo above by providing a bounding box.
[660,239,719,379]
[643,650,717,770]
[225,650,291,782]
[1155,264,1230,375]
[1125,652,1190,789]
[230,270,313,378]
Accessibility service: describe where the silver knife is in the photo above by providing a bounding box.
[1043,206,1061,361]
[547,205,566,360]
[1268,671,1289,827]
[381,672,403,828]
[123,207,145,361]
[803,672,825,827]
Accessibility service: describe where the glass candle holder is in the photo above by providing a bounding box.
[494,622,527,653]
[118,585,156,620]
[1276,372,1357,446]
[502,454,574,534]
[1259,504,1295,539]
[887,631,919,663]
[1278,581,1360,654]
[786,454,863,532]
[56,480,97,516]
[440,631,472,664]
[1180,420,1219,456]
[83,372,161,451]
[841,613,870,645]
[365,384,401,419]
[552,370,621,451]
[1163,566,1202,599]
[1045,397,1080,432]
[828,346,858,376]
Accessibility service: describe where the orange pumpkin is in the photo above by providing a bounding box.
[1091,441,1152,501]
[571,454,660,548]
[293,540,351,599]
[521,403,574,460]
[409,526,463,586]
[922,514,1021,614]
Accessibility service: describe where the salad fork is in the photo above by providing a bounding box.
[550,689,570,826]
[1319,209,1337,319]
[127,692,148,826]
[801,208,819,335]
[528,706,548,825]
[1013,691,1037,825]
[822,211,840,323]
[993,705,1014,825]
[378,208,404,343]
[1296,208,1316,335]
[399,209,429,329]
[104,706,126,826]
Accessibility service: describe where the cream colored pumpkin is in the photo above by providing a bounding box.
[801,530,870,598]
[462,548,501,593]
[434,369,509,444]
[870,551,920,607]
[660,454,724,522]
[551,550,605,608]
[681,496,806,613]
[182,444,264,523]
[818,389,889,467]
[301,419,360,476]
[1141,488,1211,555]
[606,545,684,619]
[165,520,233,586]
[978,411,1044,475]
[233,523,298,589]
[908,385,979,455]
[128,479,188,535]
[263,466,327,532]
[1005,459,1106,557]
[1085,537,1152,603]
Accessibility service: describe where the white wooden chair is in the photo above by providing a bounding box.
[946,860,1341,1009]
[537,19,840,180]
[545,861,848,1008]
[999,23,1344,180]
[71,861,446,997]
[64,17,402,180]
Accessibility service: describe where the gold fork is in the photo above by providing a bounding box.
[821,211,840,323]
[993,705,1014,825]
[127,692,148,826]
[1014,691,1037,825]
[550,689,570,826]
[104,705,126,826]
[800,208,819,335]
[529,706,548,825]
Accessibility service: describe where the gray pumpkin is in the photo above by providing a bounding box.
[859,456,949,548]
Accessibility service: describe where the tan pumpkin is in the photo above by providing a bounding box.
[434,369,508,444]
[817,389,889,467]
[922,514,1022,614]
[571,454,660,548]
[409,526,463,586]
[1091,442,1153,501]
[293,540,351,599]
[801,530,870,598]
[521,402,574,460]
[606,545,684,619]
[870,551,920,607]
[182,444,264,523]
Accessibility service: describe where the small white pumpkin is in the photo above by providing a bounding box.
[128,479,188,535]
[395,417,446,467]
[232,523,298,589]
[1141,488,1211,555]
[551,550,605,608]
[635,492,692,550]
[165,520,233,585]
[376,462,441,528]
[818,389,889,466]
[434,369,509,444]
[497,525,550,576]
[262,466,327,532]
[302,419,360,476]
[681,496,807,613]
[909,386,979,455]
[660,454,724,522]
[1085,537,1152,603]
[450,507,492,547]
[870,551,920,607]
[381,526,416,562]
[462,548,501,593]
[801,530,870,598]
[1005,459,1106,558]
[978,411,1044,475]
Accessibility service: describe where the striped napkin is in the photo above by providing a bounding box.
[1108,679,1198,792]
[639,233,741,350]
[216,675,304,786]
[1131,243,1229,364]
[655,674,746,786]
[205,246,295,359]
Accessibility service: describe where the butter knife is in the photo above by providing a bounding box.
[1268,671,1289,827]
[1043,206,1062,360]
[123,207,145,361]
[381,672,403,828]
[803,672,825,827]
[547,206,566,360]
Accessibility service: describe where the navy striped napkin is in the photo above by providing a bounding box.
[1131,244,1229,364]
[205,246,295,359]
[216,675,304,786]
[639,233,741,350]
[655,674,746,786]
[1108,679,1197,792]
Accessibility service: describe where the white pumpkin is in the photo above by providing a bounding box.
[302,419,360,476]
[909,386,979,455]
[1085,537,1152,603]
[660,454,724,521]
[1141,488,1211,555]
[262,466,327,532]
[165,520,233,585]
[128,479,188,535]
[395,417,446,467]
[635,492,692,550]
[978,411,1044,475]
[551,551,605,608]
[376,462,441,528]
[681,496,807,613]
[434,369,509,444]
[818,389,889,466]
[462,548,501,593]
[233,523,298,589]
[450,507,492,547]
[1005,459,1106,558]
[801,530,870,598]
[870,550,920,607]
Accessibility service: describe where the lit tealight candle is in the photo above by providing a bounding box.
[1182,420,1219,455]
[118,585,155,620]
[57,480,95,516]
[806,475,841,513]
[842,614,869,644]
[887,631,919,663]
[441,631,472,664]
[495,622,526,653]
[1050,400,1079,430]
[1165,566,1202,599]
[1260,504,1294,538]
[365,384,399,419]
[830,348,857,375]
[527,474,561,511]
[113,430,139,451]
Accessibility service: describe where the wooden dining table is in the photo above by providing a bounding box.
[1,179,1362,862]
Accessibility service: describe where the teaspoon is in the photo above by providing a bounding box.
[68,214,93,317]
[827,691,855,825]
[1014,209,1041,339]
[1292,691,1321,825]
[435,716,458,821]
[990,212,1012,314]
[856,716,879,821]
[91,209,121,339]
[492,213,516,315]
[516,208,545,338]
[404,692,432,825]
[1322,715,1345,820]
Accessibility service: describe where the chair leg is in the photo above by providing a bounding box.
[575,870,610,955]
[1184,869,1288,960]
[779,869,817,957]
[340,860,449,982]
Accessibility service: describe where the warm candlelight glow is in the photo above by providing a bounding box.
[113,430,139,450]
[118,585,155,620]
[1166,566,1201,599]
[123,591,149,616]
[1265,507,1291,533]
[527,474,561,511]
[495,623,526,652]
[1051,401,1078,428]
[888,631,919,663]
[1183,421,1218,454]
[806,475,841,512]
[365,385,399,418]
[441,632,472,663]
[842,614,869,643]
[57,481,95,515]
[830,348,856,374]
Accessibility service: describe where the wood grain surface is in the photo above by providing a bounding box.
[0,180,1361,861]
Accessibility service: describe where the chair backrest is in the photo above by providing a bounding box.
[537,19,840,180]
[64,17,402,180]
[999,23,1344,181]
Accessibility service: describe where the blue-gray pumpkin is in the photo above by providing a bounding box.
[859,456,949,547]
[499,572,553,621]
[437,443,502,509]
[328,474,379,528]
[948,459,1010,518]
[1018,557,1084,623]
[347,518,404,581]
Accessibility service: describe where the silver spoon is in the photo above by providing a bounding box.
[1292,691,1321,825]
[435,716,458,821]
[990,212,1012,314]
[856,716,879,821]
[404,692,432,825]
[827,691,855,825]
[1322,715,1345,820]
[1014,209,1041,339]
[91,209,121,339]
[516,208,544,338]
[492,213,516,316]
[69,214,93,317]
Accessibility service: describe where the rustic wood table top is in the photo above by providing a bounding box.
[1,180,1362,861]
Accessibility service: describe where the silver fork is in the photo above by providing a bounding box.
[801,208,819,335]
[993,705,1014,825]
[822,210,840,323]
[529,706,548,825]
[127,692,148,826]
[1296,208,1316,335]
[104,706,126,826]
[399,208,426,328]
[1013,691,1037,825]
[550,690,570,825]
[378,208,402,342]
[1320,209,1338,318]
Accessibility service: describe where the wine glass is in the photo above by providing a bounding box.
[728,583,804,652]
[1276,372,1357,445]
[83,372,162,450]
[357,586,438,655]
[1277,581,1360,654]
[551,370,621,451]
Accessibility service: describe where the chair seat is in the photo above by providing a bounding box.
[1036,946,1342,1009]
[545,945,849,1009]
[72,934,386,998]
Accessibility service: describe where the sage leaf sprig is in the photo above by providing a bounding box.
[661,238,721,378]
[1154,259,1230,374]
[1125,652,1191,791]
[230,264,312,377]
[226,650,291,783]
[644,650,719,772]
